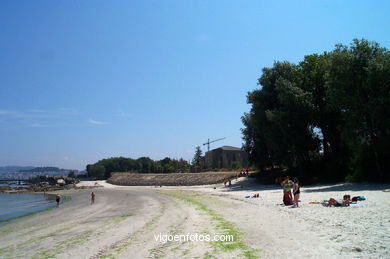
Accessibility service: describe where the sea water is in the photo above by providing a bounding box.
[0,193,56,222]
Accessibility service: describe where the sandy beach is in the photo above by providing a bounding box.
[0,178,389,259]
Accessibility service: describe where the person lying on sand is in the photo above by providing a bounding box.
[325,195,351,207]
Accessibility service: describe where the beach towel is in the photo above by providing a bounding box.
[349,203,365,207]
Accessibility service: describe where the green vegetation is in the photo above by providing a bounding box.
[67,171,76,178]
[242,39,390,182]
[192,146,204,172]
[162,191,257,259]
[33,229,93,259]
[87,157,190,179]
[104,214,133,225]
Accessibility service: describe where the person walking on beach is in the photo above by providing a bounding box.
[280,176,293,205]
[55,194,61,207]
[292,178,300,208]
[90,191,95,205]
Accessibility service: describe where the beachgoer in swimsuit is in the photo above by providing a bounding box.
[91,192,95,205]
[293,178,300,208]
[281,176,293,205]
[326,195,351,207]
[56,194,61,207]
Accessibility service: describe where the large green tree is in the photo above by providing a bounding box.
[326,39,390,180]
[242,62,319,177]
[242,39,390,182]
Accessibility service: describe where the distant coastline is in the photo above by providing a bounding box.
[0,166,82,180]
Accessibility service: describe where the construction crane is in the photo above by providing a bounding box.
[203,137,226,152]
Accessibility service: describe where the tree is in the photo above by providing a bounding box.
[326,39,390,181]
[298,53,349,181]
[88,164,105,179]
[192,146,203,172]
[242,61,320,178]
[67,171,76,178]
[242,39,390,182]
[86,156,191,178]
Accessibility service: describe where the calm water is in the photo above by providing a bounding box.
[0,183,30,188]
[0,193,56,222]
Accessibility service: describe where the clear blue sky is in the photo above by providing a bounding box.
[0,0,389,170]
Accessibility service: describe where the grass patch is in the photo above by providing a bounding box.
[0,222,79,258]
[104,214,133,225]
[160,191,258,259]
[203,252,217,259]
[96,201,167,258]
[32,229,93,259]
[100,240,133,259]
[0,227,15,234]
[182,248,190,255]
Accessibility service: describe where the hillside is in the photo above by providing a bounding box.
[0,166,35,173]
[0,166,79,180]
[108,172,237,186]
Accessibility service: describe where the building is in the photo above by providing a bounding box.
[205,146,248,169]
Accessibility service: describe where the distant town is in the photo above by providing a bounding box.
[0,166,82,180]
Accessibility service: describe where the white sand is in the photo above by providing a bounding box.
[179,178,390,258]
[1,178,389,258]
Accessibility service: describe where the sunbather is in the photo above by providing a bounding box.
[326,195,351,207]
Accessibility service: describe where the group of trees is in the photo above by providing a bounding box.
[242,39,389,182]
[87,157,190,179]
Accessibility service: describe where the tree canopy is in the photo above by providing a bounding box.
[86,156,190,179]
[242,39,390,182]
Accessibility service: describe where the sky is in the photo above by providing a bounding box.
[0,0,389,170]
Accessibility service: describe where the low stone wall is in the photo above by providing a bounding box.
[108,172,237,186]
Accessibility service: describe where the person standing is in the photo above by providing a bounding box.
[91,192,95,205]
[280,176,293,205]
[55,194,61,207]
[292,178,300,208]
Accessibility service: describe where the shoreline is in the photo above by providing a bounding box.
[0,192,73,224]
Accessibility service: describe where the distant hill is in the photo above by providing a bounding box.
[20,167,64,173]
[0,166,79,180]
[0,166,35,173]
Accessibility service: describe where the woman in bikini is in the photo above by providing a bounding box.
[292,178,300,208]
[280,176,293,205]
[326,195,351,207]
